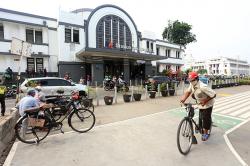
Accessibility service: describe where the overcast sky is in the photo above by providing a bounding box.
[1,0,250,62]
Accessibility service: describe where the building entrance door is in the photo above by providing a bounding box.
[104,60,123,78]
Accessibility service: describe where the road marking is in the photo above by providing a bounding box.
[218,93,232,97]
[3,142,19,166]
[239,111,250,119]
[224,118,250,166]
[215,91,250,103]
[216,99,250,114]
[214,93,250,107]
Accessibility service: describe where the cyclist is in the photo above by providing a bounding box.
[180,72,216,141]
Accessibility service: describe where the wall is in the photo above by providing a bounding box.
[0,110,19,157]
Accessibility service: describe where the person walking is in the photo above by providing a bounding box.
[0,79,7,116]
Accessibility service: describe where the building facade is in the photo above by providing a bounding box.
[0,5,184,84]
[192,57,250,76]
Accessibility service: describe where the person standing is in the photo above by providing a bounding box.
[0,79,7,116]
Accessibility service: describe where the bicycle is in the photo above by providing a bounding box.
[15,96,96,144]
[177,103,212,155]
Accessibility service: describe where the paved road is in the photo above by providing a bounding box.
[3,85,250,166]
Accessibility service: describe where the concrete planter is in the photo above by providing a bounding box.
[104,96,113,105]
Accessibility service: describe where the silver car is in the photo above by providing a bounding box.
[20,77,87,97]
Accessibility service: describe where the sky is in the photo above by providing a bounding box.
[1,0,250,62]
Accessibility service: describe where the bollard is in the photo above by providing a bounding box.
[95,85,99,106]
[182,81,185,95]
[130,80,132,87]
[167,83,169,91]
[145,85,148,99]
[141,79,143,87]
[131,86,134,102]
[114,86,117,104]
[103,81,105,88]
[135,80,138,87]
[157,84,161,97]
[175,83,177,96]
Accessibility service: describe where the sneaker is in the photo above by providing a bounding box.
[202,134,209,141]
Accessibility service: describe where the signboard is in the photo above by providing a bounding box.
[11,37,32,57]
[11,37,23,55]
[22,42,32,57]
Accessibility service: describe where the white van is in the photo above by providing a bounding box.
[20,77,87,97]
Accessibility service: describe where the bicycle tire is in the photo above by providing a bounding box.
[68,108,95,133]
[15,114,51,144]
[80,99,94,113]
[177,118,193,155]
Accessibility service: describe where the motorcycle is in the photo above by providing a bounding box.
[5,85,17,98]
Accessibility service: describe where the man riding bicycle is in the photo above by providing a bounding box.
[180,72,216,141]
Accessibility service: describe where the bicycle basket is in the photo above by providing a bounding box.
[28,117,45,127]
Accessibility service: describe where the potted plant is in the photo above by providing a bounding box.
[168,81,175,96]
[133,86,142,101]
[149,82,156,98]
[103,90,113,105]
[122,85,131,102]
[104,96,113,105]
[160,83,168,97]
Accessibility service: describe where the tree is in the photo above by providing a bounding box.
[162,20,197,48]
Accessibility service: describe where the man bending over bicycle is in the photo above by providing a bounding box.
[180,72,216,141]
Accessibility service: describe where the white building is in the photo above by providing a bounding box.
[192,57,250,76]
[0,5,184,83]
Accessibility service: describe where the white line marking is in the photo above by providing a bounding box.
[224,118,250,166]
[3,142,19,166]
[213,113,245,121]
[216,91,250,102]
[214,97,250,108]
[215,93,250,104]
[230,106,250,116]
[219,101,250,114]
[239,111,250,119]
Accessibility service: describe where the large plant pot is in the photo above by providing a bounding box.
[149,91,156,98]
[169,89,175,96]
[133,93,142,101]
[123,94,131,102]
[104,96,113,105]
[211,85,217,89]
[161,90,168,97]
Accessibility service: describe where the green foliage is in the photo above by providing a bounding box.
[150,82,156,91]
[160,83,167,91]
[239,79,250,85]
[197,69,207,75]
[162,20,197,47]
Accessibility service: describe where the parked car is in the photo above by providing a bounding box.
[20,77,87,97]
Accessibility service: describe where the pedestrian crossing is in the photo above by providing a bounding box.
[213,91,250,119]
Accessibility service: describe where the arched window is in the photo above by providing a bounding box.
[96,15,132,50]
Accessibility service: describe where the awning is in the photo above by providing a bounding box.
[76,47,168,61]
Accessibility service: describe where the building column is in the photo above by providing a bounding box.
[91,57,104,86]
[123,59,130,82]
[145,60,152,78]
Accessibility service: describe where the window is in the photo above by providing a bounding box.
[176,51,180,58]
[35,31,42,44]
[26,29,34,43]
[47,79,71,86]
[0,24,4,39]
[146,41,149,49]
[151,43,154,52]
[96,15,132,50]
[26,29,43,44]
[27,58,35,71]
[36,58,43,72]
[65,28,71,43]
[165,49,170,57]
[156,48,159,55]
[73,29,79,43]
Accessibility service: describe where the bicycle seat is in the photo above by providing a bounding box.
[24,107,40,113]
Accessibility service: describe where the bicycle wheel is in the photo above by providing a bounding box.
[80,99,94,113]
[177,118,193,155]
[15,114,51,144]
[68,108,95,133]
